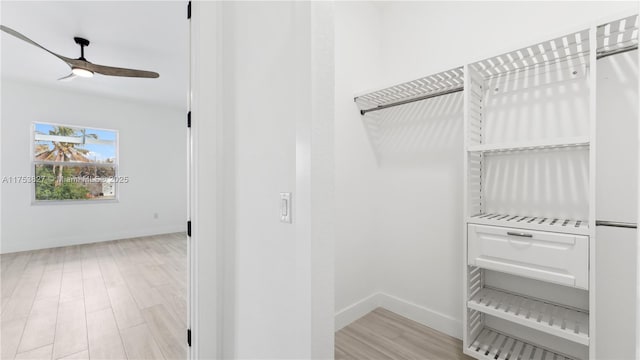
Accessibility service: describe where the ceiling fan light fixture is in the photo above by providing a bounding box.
[1,26,159,79]
[72,67,93,78]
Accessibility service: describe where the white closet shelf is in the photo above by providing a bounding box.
[469,327,579,360]
[597,14,638,58]
[468,287,589,345]
[467,137,590,153]
[354,67,463,115]
[468,213,589,235]
[469,29,590,80]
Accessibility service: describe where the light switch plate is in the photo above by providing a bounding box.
[280,192,292,223]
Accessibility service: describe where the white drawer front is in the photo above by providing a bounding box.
[468,224,589,289]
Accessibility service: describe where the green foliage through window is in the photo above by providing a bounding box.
[33,123,118,201]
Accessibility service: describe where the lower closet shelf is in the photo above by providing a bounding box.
[468,288,589,345]
[468,213,589,235]
[469,327,578,360]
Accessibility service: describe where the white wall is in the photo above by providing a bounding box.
[1,80,186,254]
[333,2,386,328]
[223,3,300,357]
[334,0,638,338]
[378,1,639,85]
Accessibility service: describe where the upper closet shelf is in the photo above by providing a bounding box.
[467,136,590,153]
[469,29,591,81]
[597,14,638,59]
[354,67,464,115]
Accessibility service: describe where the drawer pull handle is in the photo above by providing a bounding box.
[507,231,533,238]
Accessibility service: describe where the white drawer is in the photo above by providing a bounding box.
[468,224,589,289]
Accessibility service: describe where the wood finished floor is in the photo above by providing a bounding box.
[336,308,472,360]
[1,233,187,360]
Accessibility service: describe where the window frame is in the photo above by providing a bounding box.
[31,122,120,205]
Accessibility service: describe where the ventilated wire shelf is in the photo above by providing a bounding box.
[469,213,589,235]
[467,137,590,153]
[469,327,579,360]
[597,14,639,58]
[470,29,590,80]
[354,67,464,115]
[468,287,589,345]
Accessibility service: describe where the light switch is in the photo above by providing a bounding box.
[280,192,292,223]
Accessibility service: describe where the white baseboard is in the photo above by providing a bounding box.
[335,292,462,339]
[377,293,462,339]
[1,225,186,254]
[335,292,382,331]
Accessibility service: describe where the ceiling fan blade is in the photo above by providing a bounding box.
[84,62,159,78]
[0,25,73,64]
[58,73,76,82]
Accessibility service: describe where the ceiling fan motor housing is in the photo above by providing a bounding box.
[74,37,90,60]
[74,37,90,47]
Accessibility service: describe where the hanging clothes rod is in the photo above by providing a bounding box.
[597,44,639,60]
[596,220,637,229]
[357,86,464,116]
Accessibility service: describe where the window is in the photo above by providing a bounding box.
[33,123,119,202]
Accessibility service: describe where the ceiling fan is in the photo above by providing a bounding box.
[0,25,160,81]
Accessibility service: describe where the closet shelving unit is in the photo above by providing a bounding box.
[464,13,638,360]
[352,12,637,360]
[463,27,594,360]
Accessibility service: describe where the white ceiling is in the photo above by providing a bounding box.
[1,1,188,110]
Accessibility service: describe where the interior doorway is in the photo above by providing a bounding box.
[0,2,190,359]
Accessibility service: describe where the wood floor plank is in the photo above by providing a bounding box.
[97,256,126,289]
[138,264,171,287]
[18,296,58,353]
[120,323,166,360]
[335,308,473,360]
[107,285,145,330]
[158,264,186,290]
[62,247,82,274]
[36,269,63,300]
[1,271,42,322]
[15,344,53,360]
[81,256,102,280]
[141,304,187,360]
[53,297,87,359]
[125,274,165,310]
[82,276,111,314]
[23,250,49,276]
[1,316,28,359]
[86,308,127,359]
[43,248,65,274]
[1,252,33,300]
[56,350,89,360]
[155,284,187,327]
[335,330,395,360]
[58,271,83,303]
[1,297,9,316]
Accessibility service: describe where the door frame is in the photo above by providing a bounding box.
[188,2,224,358]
